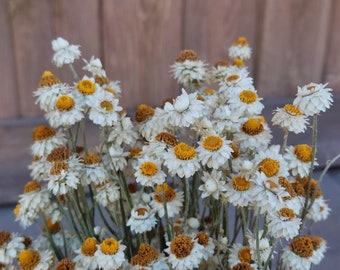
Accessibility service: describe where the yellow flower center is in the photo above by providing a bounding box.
[307,235,324,250]
[154,183,176,202]
[83,152,101,165]
[46,146,72,162]
[278,207,295,220]
[294,144,312,162]
[266,180,278,189]
[18,250,41,270]
[101,238,119,255]
[104,86,116,95]
[13,204,21,217]
[38,70,61,87]
[0,231,11,247]
[195,232,209,246]
[50,161,69,175]
[155,132,178,146]
[202,135,223,151]
[239,90,257,104]
[56,95,75,111]
[259,158,280,177]
[232,175,251,191]
[135,104,154,122]
[307,85,316,91]
[32,125,56,141]
[233,36,249,46]
[174,142,196,160]
[55,258,76,270]
[238,247,252,263]
[170,235,194,258]
[24,181,41,193]
[95,75,110,86]
[203,88,216,95]
[44,218,61,234]
[129,148,142,158]
[136,208,148,216]
[242,118,264,135]
[233,58,244,67]
[100,100,113,112]
[226,74,240,83]
[140,162,158,176]
[284,104,302,116]
[81,238,99,257]
[289,237,314,258]
[176,49,199,62]
[77,79,96,95]
[131,243,159,266]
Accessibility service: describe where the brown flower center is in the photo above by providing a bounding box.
[135,104,154,122]
[176,49,199,62]
[24,181,41,193]
[38,71,61,87]
[32,125,56,141]
[238,247,252,263]
[170,235,194,258]
[242,118,264,135]
[289,237,314,258]
[259,158,280,177]
[131,243,159,266]
[294,144,312,162]
[232,175,251,191]
[155,132,178,146]
[154,183,176,202]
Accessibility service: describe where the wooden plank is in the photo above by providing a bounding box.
[257,0,332,98]
[183,0,266,77]
[11,0,53,117]
[102,0,183,110]
[50,0,101,84]
[0,1,20,119]
[323,0,340,94]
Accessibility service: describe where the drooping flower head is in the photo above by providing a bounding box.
[51,37,81,67]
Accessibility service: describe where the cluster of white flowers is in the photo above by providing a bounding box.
[3,36,335,270]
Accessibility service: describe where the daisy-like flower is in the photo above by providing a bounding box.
[150,183,184,218]
[165,234,204,270]
[45,92,84,128]
[76,75,99,104]
[210,60,232,83]
[106,145,129,171]
[228,243,256,268]
[199,170,227,200]
[46,146,83,196]
[127,205,157,234]
[107,113,138,146]
[272,104,308,134]
[74,237,100,270]
[285,144,317,177]
[83,55,106,76]
[223,174,254,207]
[163,142,200,178]
[94,180,120,207]
[212,104,243,134]
[0,231,25,264]
[130,243,169,270]
[228,89,264,117]
[267,207,301,240]
[194,231,215,261]
[228,37,252,60]
[134,158,166,187]
[29,156,50,182]
[246,230,272,265]
[18,249,54,270]
[31,125,67,157]
[135,104,162,141]
[163,89,205,128]
[196,135,233,169]
[170,49,208,88]
[306,196,330,222]
[33,71,73,113]
[234,117,272,152]
[88,90,122,126]
[55,258,76,270]
[51,37,81,67]
[15,181,51,228]
[307,235,327,265]
[94,238,126,270]
[293,82,333,116]
[280,236,314,270]
[81,152,109,185]
[97,76,122,98]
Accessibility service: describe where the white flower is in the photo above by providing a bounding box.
[163,89,205,128]
[293,82,333,116]
[163,142,200,178]
[228,37,252,60]
[81,152,109,185]
[228,89,264,117]
[285,144,317,177]
[272,104,309,134]
[246,230,272,265]
[194,231,215,261]
[106,145,129,171]
[223,174,255,207]
[134,158,166,187]
[228,243,256,268]
[127,205,157,234]
[199,170,227,200]
[308,235,327,265]
[306,196,330,222]
[165,235,204,270]
[94,181,120,207]
[196,135,233,169]
[52,37,81,67]
[107,113,138,146]
[212,105,243,134]
[95,238,126,270]
[74,238,100,270]
[0,231,25,264]
[18,249,54,270]
[83,55,106,76]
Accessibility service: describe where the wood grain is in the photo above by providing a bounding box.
[257,0,332,98]
[0,1,20,119]
[102,0,183,110]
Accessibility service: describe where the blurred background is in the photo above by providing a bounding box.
[0,0,339,268]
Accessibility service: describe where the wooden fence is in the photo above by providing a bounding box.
[1,0,339,119]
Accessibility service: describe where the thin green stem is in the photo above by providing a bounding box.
[280,128,289,154]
